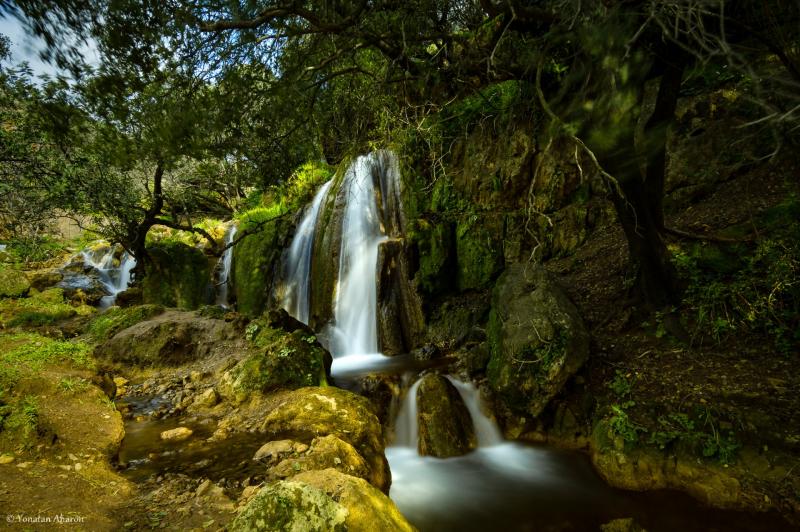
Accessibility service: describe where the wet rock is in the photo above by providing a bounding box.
[253,440,308,464]
[230,480,347,532]
[265,308,315,335]
[0,266,30,298]
[294,468,414,532]
[268,435,370,482]
[487,263,589,418]
[416,374,476,458]
[57,270,110,305]
[260,387,390,492]
[376,238,424,355]
[26,269,64,291]
[95,310,239,366]
[160,427,193,441]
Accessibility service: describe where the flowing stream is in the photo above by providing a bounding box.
[215,224,238,308]
[281,179,333,323]
[81,245,136,308]
[275,151,790,531]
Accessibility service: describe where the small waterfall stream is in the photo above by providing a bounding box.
[280,179,333,324]
[81,245,137,308]
[215,224,238,308]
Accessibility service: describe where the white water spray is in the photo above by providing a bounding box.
[281,179,333,324]
[215,224,238,308]
[81,244,136,308]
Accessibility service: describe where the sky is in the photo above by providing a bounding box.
[0,12,99,79]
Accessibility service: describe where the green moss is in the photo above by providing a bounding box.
[233,211,284,317]
[86,304,165,341]
[455,215,504,291]
[414,221,456,297]
[0,265,30,298]
[0,288,80,327]
[0,331,94,392]
[230,328,327,396]
[142,242,211,310]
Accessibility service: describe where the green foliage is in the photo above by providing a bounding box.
[0,332,95,391]
[86,304,165,340]
[141,241,211,309]
[608,401,645,446]
[673,196,800,352]
[648,410,739,464]
[58,376,90,394]
[1,395,39,440]
[608,370,633,398]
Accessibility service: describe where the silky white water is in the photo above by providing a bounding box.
[281,179,333,324]
[215,224,238,308]
[81,245,136,308]
[329,154,390,358]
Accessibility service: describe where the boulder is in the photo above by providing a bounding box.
[416,374,476,458]
[259,387,390,492]
[293,468,415,532]
[486,263,589,418]
[376,238,424,356]
[218,329,329,401]
[265,308,314,335]
[57,270,110,305]
[253,440,309,464]
[229,480,347,532]
[160,427,193,441]
[95,310,239,366]
[267,435,370,482]
[0,266,30,298]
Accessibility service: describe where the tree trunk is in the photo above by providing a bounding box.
[605,53,686,311]
[130,163,165,280]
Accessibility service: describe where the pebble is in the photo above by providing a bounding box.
[196,479,212,497]
[161,427,194,441]
[0,454,15,465]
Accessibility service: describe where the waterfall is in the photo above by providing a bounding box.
[329,154,391,357]
[281,179,333,324]
[215,224,238,308]
[81,244,136,308]
[391,375,502,450]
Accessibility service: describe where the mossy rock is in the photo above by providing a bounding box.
[85,304,165,341]
[0,288,78,328]
[95,310,238,366]
[220,328,328,399]
[413,221,456,297]
[142,241,212,310]
[486,263,589,418]
[0,266,31,298]
[260,387,391,492]
[293,468,415,532]
[232,210,290,317]
[416,374,476,458]
[267,435,370,482]
[455,214,504,291]
[230,480,347,532]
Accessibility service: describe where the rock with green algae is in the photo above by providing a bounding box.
[267,435,371,483]
[141,241,212,310]
[600,518,647,532]
[486,262,589,419]
[95,310,239,366]
[416,373,476,458]
[218,328,329,403]
[0,266,31,298]
[229,480,348,532]
[259,386,391,493]
[293,468,416,532]
[455,214,505,291]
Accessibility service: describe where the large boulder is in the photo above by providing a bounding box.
[25,269,64,292]
[259,387,390,492]
[218,328,329,402]
[294,468,415,532]
[376,238,424,356]
[267,435,370,482]
[0,266,30,298]
[486,263,589,418]
[416,374,476,458]
[57,270,110,305]
[230,480,347,532]
[95,310,239,366]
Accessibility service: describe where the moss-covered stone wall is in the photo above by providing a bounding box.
[142,241,212,309]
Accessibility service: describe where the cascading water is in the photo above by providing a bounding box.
[280,179,333,324]
[329,154,388,357]
[215,224,238,308]
[81,244,136,308]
